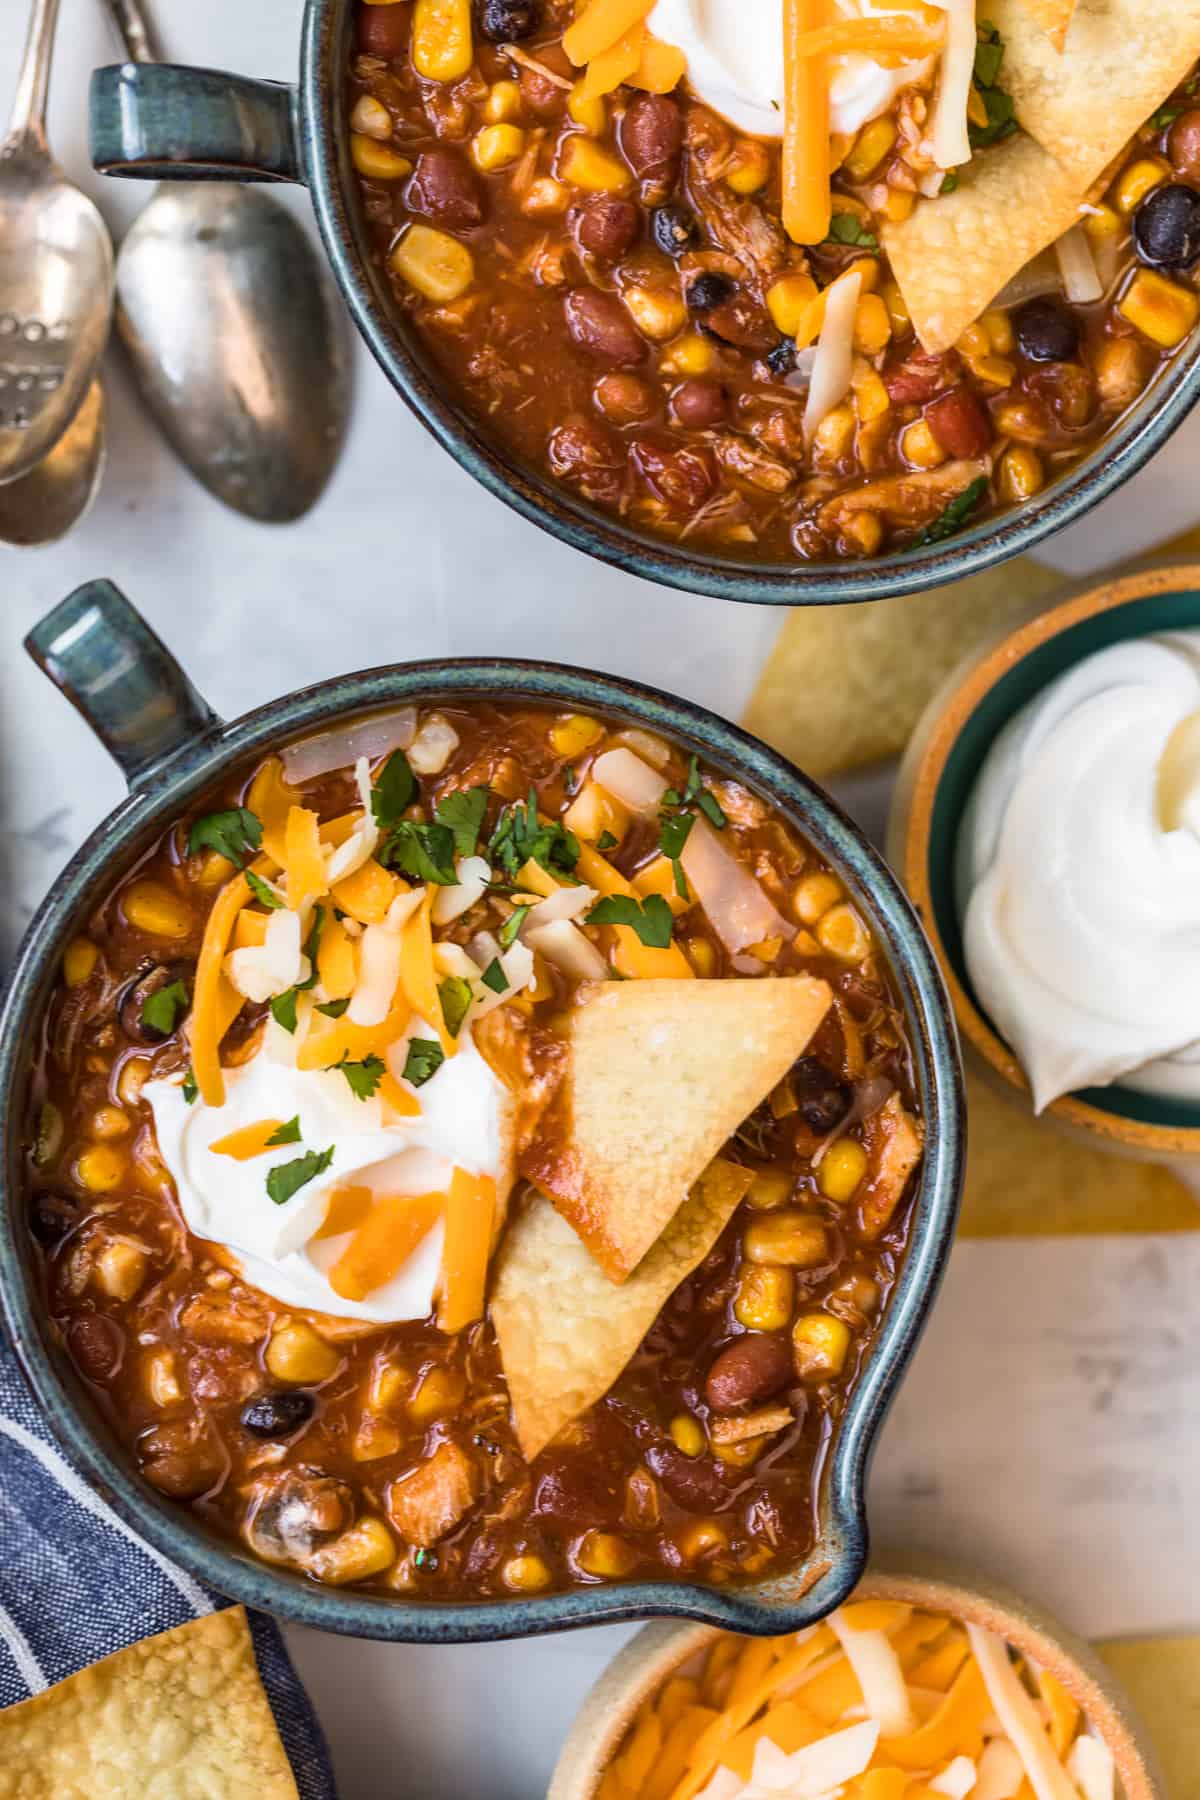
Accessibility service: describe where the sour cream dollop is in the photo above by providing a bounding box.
[647,0,937,140]
[146,1021,510,1323]
[958,632,1200,1111]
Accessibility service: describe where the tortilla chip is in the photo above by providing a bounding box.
[990,0,1200,184]
[520,975,831,1281]
[0,1608,299,1799]
[1014,0,1078,51]
[493,1158,756,1460]
[882,132,1087,352]
[743,555,1065,778]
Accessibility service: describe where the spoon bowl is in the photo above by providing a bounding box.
[0,378,105,545]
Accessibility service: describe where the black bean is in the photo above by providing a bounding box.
[117,960,194,1045]
[1133,182,1200,270]
[686,271,736,313]
[791,1056,852,1134]
[29,1191,78,1247]
[477,0,541,38]
[1014,298,1080,364]
[651,204,699,258]
[241,1391,316,1439]
[765,336,797,377]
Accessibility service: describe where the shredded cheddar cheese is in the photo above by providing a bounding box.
[563,0,655,68]
[782,0,832,246]
[190,867,261,1107]
[329,1191,444,1301]
[283,805,327,911]
[437,1168,496,1332]
[210,1119,292,1161]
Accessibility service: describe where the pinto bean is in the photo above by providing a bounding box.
[705,1334,793,1412]
[405,149,484,230]
[593,371,659,424]
[547,416,627,504]
[620,93,683,192]
[670,378,727,429]
[571,197,640,260]
[564,288,647,365]
[631,437,715,511]
[1169,110,1200,182]
[924,385,992,460]
[519,63,567,119]
[358,1,411,57]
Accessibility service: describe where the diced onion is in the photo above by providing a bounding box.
[680,817,793,954]
[524,883,599,928]
[975,1739,1025,1800]
[966,1627,1080,1800]
[1054,224,1103,305]
[994,251,1063,309]
[523,917,609,981]
[409,713,460,775]
[431,856,492,925]
[225,908,308,1003]
[928,0,975,170]
[1065,1735,1115,1800]
[829,1610,914,1737]
[803,270,861,444]
[931,1754,979,1798]
[348,923,404,1027]
[281,709,416,783]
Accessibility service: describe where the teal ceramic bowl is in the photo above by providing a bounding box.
[88,5,1200,606]
[0,579,964,1643]
[889,561,1200,1161]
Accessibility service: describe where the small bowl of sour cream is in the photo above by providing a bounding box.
[888,562,1200,1164]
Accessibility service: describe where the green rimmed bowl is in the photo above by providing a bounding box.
[888,560,1200,1161]
[0,578,964,1644]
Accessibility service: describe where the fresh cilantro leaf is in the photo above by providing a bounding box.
[336,1052,385,1100]
[266,1146,334,1207]
[303,906,325,972]
[683,756,727,829]
[316,997,349,1018]
[266,1116,302,1146]
[973,29,1004,88]
[498,905,530,950]
[187,807,262,869]
[371,750,417,828]
[488,787,580,882]
[481,958,508,994]
[825,212,878,250]
[587,893,675,949]
[969,84,1017,148]
[246,869,284,910]
[270,906,327,1032]
[402,1038,445,1088]
[596,830,619,853]
[380,819,458,885]
[141,978,189,1037]
[658,809,695,901]
[911,476,989,547]
[1153,104,1183,131]
[562,764,579,795]
[182,1068,198,1106]
[940,170,960,194]
[438,976,473,1039]
[271,988,300,1034]
[434,785,489,858]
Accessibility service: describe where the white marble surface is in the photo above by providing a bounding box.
[3,5,1200,1795]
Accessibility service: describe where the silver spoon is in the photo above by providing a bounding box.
[0,380,106,545]
[102,0,350,523]
[0,0,114,485]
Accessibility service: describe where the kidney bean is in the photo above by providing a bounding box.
[68,1313,125,1384]
[644,1443,730,1512]
[519,63,567,119]
[358,2,411,57]
[593,371,658,424]
[704,295,777,353]
[547,416,627,504]
[620,93,683,192]
[631,437,715,511]
[883,347,955,406]
[405,149,484,231]
[924,385,992,460]
[1169,109,1200,181]
[572,197,640,260]
[564,288,646,366]
[670,379,727,429]
[705,1334,793,1412]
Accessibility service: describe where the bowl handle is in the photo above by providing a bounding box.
[25,580,225,792]
[89,63,303,183]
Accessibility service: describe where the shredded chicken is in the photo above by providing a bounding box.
[713,433,795,493]
[179,1288,269,1347]
[709,1406,794,1446]
[860,1093,925,1238]
[818,459,989,531]
[388,1441,481,1547]
[685,108,790,290]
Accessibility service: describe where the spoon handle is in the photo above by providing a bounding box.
[6,0,62,148]
[100,0,164,66]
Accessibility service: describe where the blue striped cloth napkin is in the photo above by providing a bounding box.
[0,1330,339,1797]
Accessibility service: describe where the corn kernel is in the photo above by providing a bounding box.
[851,292,892,357]
[659,331,718,376]
[310,1517,397,1584]
[353,1416,403,1461]
[745,1167,793,1211]
[982,308,1015,354]
[973,354,1017,387]
[792,1313,852,1381]
[411,0,472,82]
[504,1553,552,1591]
[350,94,393,140]
[679,1520,728,1563]
[568,80,607,136]
[997,445,1044,504]
[485,79,523,123]
[881,278,910,336]
[351,133,413,180]
[63,937,99,987]
[817,1137,868,1203]
[266,1321,341,1384]
[817,901,871,963]
[93,1237,147,1300]
[1095,336,1150,410]
[1112,156,1170,215]
[734,1263,795,1332]
[1117,268,1200,348]
[551,713,604,759]
[623,285,688,341]
[712,1437,765,1468]
[577,1531,639,1578]
[369,1360,408,1411]
[843,115,896,181]
[90,1105,130,1140]
[766,272,819,337]
[900,418,946,470]
[670,1413,706,1457]
[685,936,717,977]
[813,402,855,465]
[122,878,192,940]
[993,399,1047,444]
[955,322,990,360]
[390,224,475,302]
[472,122,525,171]
[408,1365,465,1423]
[845,255,880,294]
[195,848,234,888]
[882,187,914,223]
[559,135,632,193]
[743,1209,828,1268]
[793,870,842,925]
[842,510,884,556]
[1082,201,1121,243]
[146,1350,182,1407]
[117,1057,150,1108]
[76,1145,125,1193]
[522,176,569,215]
[724,140,770,195]
[851,362,890,423]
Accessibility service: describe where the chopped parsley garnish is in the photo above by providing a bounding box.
[488,787,580,883]
[587,893,675,949]
[270,907,324,1033]
[665,755,727,831]
[658,810,696,901]
[1153,104,1183,131]
[379,819,458,885]
[498,905,530,949]
[316,997,349,1018]
[141,978,189,1038]
[187,807,262,869]
[266,1116,302,1146]
[246,869,284,910]
[266,1145,334,1207]
[825,212,878,250]
[370,750,418,828]
[438,975,473,1039]
[182,1068,199,1106]
[657,755,724,898]
[596,830,619,853]
[940,170,960,195]
[911,476,989,547]
[481,958,508,994]
[336,1052,386,1100]
[434,784,489,858]
[973,24,1005,88]
[969,24,1018,150]
[402,1038,445,1088]
[270,988,300,1033]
